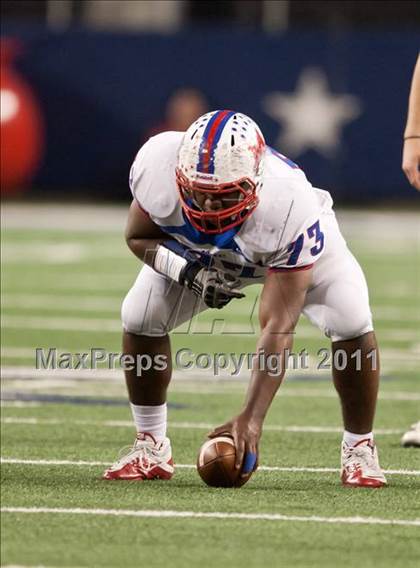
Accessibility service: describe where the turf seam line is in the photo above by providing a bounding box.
[1,458,419,476]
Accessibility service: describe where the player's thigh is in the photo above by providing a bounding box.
[121,265,208,336]
[303,215,373,342]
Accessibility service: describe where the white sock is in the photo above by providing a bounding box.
[343,430,373,447]
[130,402,167,440]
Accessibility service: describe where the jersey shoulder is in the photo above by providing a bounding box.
[236,149,324,267]
[129,131,184,220]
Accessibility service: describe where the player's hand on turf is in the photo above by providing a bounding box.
[208,412,261,476]
[185,266,245,309]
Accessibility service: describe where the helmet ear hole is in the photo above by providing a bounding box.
[239,180,252,192]
[231,135,235,147]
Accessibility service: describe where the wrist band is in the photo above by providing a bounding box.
[404,135,420,140]
[154,244,188,282]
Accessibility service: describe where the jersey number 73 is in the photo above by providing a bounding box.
[286,220,324,266]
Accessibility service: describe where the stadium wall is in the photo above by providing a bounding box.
[1,24,419,202]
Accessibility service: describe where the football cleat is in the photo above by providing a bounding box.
[103,432,174,481]
[341,438,387,488]
[401,421,420,447]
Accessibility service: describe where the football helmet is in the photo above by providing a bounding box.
[176,110,265,233]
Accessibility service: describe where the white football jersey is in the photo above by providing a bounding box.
[129,132,333,282]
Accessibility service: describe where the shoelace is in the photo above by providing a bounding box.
[344,445,377,471]
[114,439,158,471]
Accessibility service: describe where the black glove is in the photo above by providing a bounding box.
[181,263,245,309]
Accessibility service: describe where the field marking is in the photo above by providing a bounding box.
[2,295,420,323]
[0,402,42,408]
[1,458,419,476]
[1,202,128,231]
[1,275,134,292]
[0,417,406,435]
[2,243,88,264]
[165,388,420,401]
[2,366,420,401]
[1,315,123,333]
[3,204,419,235]
[2,295,122,312]
[2,387,420,401]
[3,346,419,371]
[1,506,419,527]
[1,315,418,342]
[2,566,53,568]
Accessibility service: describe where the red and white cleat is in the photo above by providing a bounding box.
[103,432,174,481]
[341,438,387,488]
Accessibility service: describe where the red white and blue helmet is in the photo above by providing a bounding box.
[176,110,265,234]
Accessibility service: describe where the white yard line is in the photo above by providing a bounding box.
[0,402,42,408]
[3,204,419,236]
[1,458,419,476]
[1,203,127,232]
[1,315,123,333]
[2,243,88,264]
[1,565,54,568]
[2,276,133,292]
[1,295,122,312]
[1,506,419,527]
[0,417,405,435]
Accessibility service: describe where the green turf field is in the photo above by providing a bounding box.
[1,204,419,568]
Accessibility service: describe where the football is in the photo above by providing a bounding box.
[196,436,253,488]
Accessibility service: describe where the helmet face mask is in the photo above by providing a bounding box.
[176,110,265,234]
[176,168,258,233]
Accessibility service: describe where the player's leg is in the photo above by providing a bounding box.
[123,333,171,406]
[104,265,207,480]
[332,331,379,436]
[303,212,386,487]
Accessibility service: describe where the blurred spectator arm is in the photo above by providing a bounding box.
[402,54,420,190]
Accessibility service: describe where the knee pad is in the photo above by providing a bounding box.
[121,288,168,337]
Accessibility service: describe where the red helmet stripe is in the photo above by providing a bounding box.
[198,110,233,173]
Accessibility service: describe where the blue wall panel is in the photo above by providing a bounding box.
[2,24,419,200]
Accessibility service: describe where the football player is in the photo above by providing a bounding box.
[103,110,386,487]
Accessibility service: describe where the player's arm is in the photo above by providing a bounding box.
[209,267,312,474]
[125,199,169,264]
[125,199,244,308]
[402,54,420,190]
[244,267,312,421]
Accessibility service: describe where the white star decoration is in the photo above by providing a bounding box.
[263,67,363,158]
